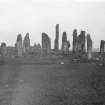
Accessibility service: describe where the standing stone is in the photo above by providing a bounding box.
[0,42,7,56]
[33,43,41,55]
[54,24,59,51]
[67,40,70,49]
[23,32,30,53]
[62,32,67,51]
[42,33,51,55]
[77,35,82,53]
[87,34,92,59]
[72,29,78,53]
[16,34,23,56]
[77,31,86,54]
[80,31,86,53]
[67,40,70,54]
[100,40,105,53]
[62,32,70,54]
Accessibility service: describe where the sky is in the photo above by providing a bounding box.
[0,0,105,49]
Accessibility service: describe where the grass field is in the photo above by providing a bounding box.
[0,57,105,105]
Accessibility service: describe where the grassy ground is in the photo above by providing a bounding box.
[0,57,105,105]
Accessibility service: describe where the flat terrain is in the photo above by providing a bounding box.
[0,57,105,105]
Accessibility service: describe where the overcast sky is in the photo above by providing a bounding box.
[0,0,105,49]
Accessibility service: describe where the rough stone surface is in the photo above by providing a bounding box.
[77,31,86,53]
[16,34,23,56]
[67,40,70,49]
[23,32,30,53]
[100,40,105,53]
[54,24,59,51]
[62,32,67,51]
[72,29,78,53]
[0,42,7,56]
[42,33,51,55]
[87,34,92,59]
[62,32,70,54]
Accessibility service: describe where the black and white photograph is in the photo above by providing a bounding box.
[0,0,105,105]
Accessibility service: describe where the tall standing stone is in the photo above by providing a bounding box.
[100,40,105,53]
[77,31,86,53]
[62,32,67,51]
[72,29,78,53]
[77,35,81,52]
[0,42,7,56]
[42,33,51,55]
[87,34,92,59]
[62,32,70,54]
[54,24,59,51]
[16,34,23,56]
[23,32,30,53]
[80,31,86,53]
